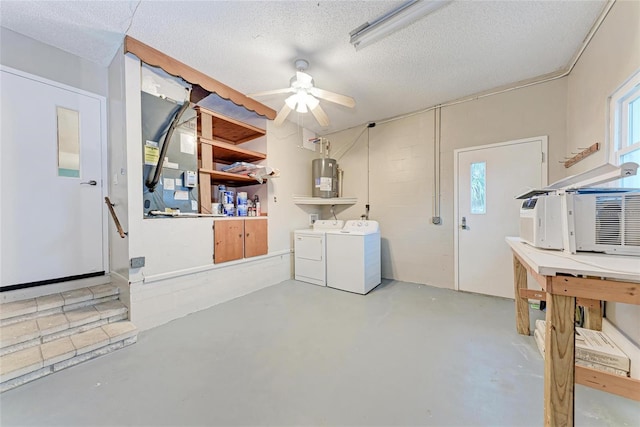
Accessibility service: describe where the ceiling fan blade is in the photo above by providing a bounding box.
[310,104,330,127]
[273,103,293,126]
[309,87,356,108]
[247,88,294,98]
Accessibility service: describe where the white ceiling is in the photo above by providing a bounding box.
[1,0,607,135]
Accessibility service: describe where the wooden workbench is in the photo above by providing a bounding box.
[506,237,640,426]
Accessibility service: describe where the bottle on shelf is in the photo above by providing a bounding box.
[254,194,261,216]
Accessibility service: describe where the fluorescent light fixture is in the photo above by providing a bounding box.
[349,0,452,50]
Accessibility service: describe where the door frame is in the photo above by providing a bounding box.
[453,136,548,291]
[0,65,110,282]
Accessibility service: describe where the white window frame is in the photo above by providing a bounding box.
[608,69,640,165]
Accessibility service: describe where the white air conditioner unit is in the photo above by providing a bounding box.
[518,162,640,256]
[572,192,640,255]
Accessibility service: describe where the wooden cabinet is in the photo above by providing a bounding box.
[214,218,268,263]
[244,218,268,258]
[213,219,244,263]
[196,107,266,213]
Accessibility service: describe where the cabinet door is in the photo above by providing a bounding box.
[214,220,244,263]
[244,219,268,258]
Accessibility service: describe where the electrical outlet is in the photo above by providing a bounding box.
[309,213,319,226]
[130,257,145,268]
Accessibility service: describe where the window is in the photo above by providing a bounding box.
[470,161,486,214]
[56,107,80,177]
[610,70,640,188]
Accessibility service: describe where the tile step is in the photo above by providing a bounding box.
[1,301,128,355]
[0,284,120,326]
[0,321,137,391]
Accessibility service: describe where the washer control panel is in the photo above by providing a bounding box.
[313,220,345,230]
[342,220,379,233]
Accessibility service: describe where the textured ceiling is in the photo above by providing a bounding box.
[0,0,608,135]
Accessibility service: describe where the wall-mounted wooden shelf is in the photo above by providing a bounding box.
[200,169,262,186]
[196,106,265,145]
[293,196,357,205]
[199,138,266,164]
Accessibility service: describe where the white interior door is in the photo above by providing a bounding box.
[455,137,547,299]
[1,68,105,289]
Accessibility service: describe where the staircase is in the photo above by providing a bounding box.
[0,284,137,392]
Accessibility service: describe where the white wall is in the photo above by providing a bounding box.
[266,121,322,253]
[326,78,567,288]
[566,0,640,173]
[107,48,130,286]
[565,0,640,344]
[0,27,107,97]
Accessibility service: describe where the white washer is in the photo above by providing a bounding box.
[326,220,381,294]
[294,220,344,286]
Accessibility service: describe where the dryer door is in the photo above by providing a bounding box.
[294,233,326,286]
[295,234,323,260]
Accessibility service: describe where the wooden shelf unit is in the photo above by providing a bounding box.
[196,107,266,212]
[196,106,265,145]
[199,138,266,165]
[200,169,260,186]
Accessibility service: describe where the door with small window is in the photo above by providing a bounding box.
[0,68,106,289]
[455,137,547,298]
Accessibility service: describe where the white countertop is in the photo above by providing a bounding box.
[506,237,640,282]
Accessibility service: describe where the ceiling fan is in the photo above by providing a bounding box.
[248,59,355,127]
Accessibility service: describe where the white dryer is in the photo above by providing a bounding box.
[294,220,344,286]
[326,220,381,294]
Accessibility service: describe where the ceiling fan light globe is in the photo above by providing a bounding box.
[284,94,298,110]
[296,102,308,113]
[305,94,320,110]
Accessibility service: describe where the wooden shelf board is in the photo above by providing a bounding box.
[200,169,263,186]
[196,106,266,145]
[199,138,265,164]
[293,196,357,205]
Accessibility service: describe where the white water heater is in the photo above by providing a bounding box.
[312,158,338,198]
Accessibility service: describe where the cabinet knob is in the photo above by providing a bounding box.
[246,233,250,237]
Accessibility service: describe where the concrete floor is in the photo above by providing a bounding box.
[1,279,638,426]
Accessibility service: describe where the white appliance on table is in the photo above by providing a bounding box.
[294,220,344,286]
[518,162,640,255]
[326,220,381,294]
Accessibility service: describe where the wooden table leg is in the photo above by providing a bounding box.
[583,303,603,331]
[513,255,530,335]
[544,292,575,427]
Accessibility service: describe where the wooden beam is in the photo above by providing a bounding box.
[576,365,640,401]
[583,305,603,331]
[124,36,277,120]
[544,294,575,427]
[550,276,640,305]
[513,251,550,289]
[514,255,531,335]
[519,288,546,301]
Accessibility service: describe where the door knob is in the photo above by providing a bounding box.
[461,216,469,230]
[81,180,97,186]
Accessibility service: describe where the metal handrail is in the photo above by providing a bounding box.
[104,197,127,238]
